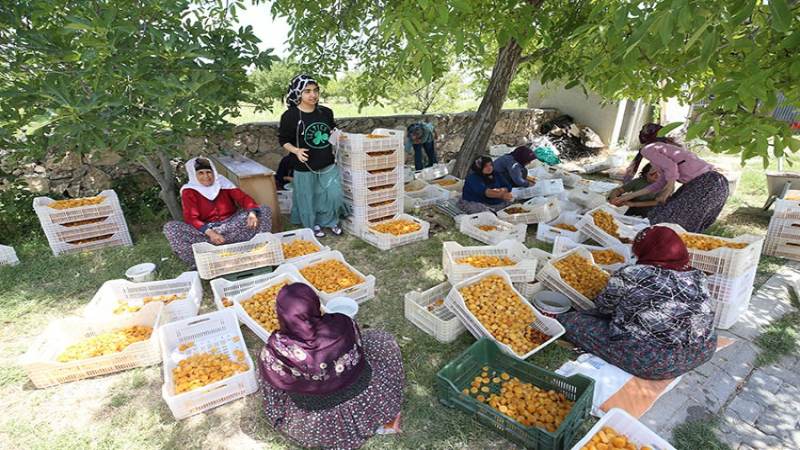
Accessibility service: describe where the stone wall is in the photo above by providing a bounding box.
[5,108,559,196]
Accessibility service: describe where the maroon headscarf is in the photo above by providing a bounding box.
[511,145,536,166]
[259,283,365,395]
[632,226,691,272]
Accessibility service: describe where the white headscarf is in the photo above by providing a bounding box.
[180,157,237,201]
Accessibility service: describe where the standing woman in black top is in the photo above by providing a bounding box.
[278,75,347,237]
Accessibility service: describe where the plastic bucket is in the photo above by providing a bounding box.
[532,290,571,318]
[125,263,156,283]
[324,296,359,318]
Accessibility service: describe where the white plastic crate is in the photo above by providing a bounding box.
[285,250,376,304]
[359,214,430,250]
[404,282,466,343]
[340,165,401,189]
[210,272,275,310]
[763,235,800,261]
[336,128,404,155]
[525,247,553,268]
[33,189,121,226]
[277,190,292,215]
[660,224,764,277]
[343,180,402,205]
[159,310,258,420]
[0,244,19,266]
[49,229,133,256]
[773,198,800,220]
[578,205,649,248]
[419,163,450,181]
[459,211,527,245]
[551,236,633,273]
[512,179,565,200]
[404,179,428,193]
[567,188,608,211]
[442,240,537,283]
[272,228,330,263]
[444,269,565,360]
[345,198,402,222]
[536,211,587,244]
[570,408,676,450]
[404,184,450,210]
[536,248,609,310]
[403,166,415,184]
[544,166,582,187]
[512,281,544,301]
[707,267,757,329]
[84,271,203,325]
[428,175,463,192]
[19,302,163,388]
[337,146,402,171]
[43,218,130,253]
[496,197,560,225]
[192,232,284,280]
[229,267,306,343]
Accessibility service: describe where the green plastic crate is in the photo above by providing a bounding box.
[437,338,594,450]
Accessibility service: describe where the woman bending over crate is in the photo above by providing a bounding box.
[279,74,347,238]
[163,157,271,266]
[611,123,729,232]
[258,283,404,449]
[559,226,717,380]
[458,156,514,214]
[492,145,537,188]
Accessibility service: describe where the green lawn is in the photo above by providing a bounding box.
[0,153,789,449]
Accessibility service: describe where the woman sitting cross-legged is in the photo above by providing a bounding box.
[559,226,718,380]
[163,157,271,266]
[258,283,405,450]
[457,156,514,214]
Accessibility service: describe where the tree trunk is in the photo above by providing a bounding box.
[139,150,182,221]
[453,39,523,178]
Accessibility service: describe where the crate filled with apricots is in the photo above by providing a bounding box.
[444,269,563,360]
[289,251,376,304]
[160,310,258,419]
[437,338,594,450]
[537,248,610,310]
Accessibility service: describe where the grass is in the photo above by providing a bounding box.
[227,98,528,124]
[0,152,788,449]
[754,285,800,367]
[671,416,732,450]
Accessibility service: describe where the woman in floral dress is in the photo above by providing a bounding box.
[258,283,405,449]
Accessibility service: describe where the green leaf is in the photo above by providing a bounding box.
[782,31,800,50]
[700,29,718,65]
[450,0,473,14]
[658,122,683,137]
[564,79,580,90]
[685,21,710,51]
[769,0,791,33]
[731,0,755,24]
[659,13,673,47]
[421,58,433,82]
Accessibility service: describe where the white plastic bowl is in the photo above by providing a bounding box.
[324,296,359,318]
[125,263,156,283]
[532,290,571,316]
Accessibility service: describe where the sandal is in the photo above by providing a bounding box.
[330,225,343,236]
[313,225,326,238]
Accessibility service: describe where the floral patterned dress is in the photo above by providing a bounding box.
[560,265,718,380]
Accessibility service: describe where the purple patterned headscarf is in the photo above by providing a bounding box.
[260,283,365,395]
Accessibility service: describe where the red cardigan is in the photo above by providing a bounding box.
[181,188,259,232]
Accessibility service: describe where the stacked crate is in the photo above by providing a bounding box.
[33,189,132,256]
[764,197,800,261]
[337,129,430,249]
[661,224,764,329]
[337,128,405,224]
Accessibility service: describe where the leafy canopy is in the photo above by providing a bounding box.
[0,0,275,161]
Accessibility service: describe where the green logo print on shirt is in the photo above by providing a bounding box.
[304,122,331,149]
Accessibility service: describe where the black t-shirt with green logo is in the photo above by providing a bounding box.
[278,105,337,172]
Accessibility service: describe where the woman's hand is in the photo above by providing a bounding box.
[503,191,514,202]
[293,147,309,163]
[655,191,671,204]
[205,228,225,245]
[246,211,259,229]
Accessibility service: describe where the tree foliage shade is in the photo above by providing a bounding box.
[0,0,275,160]
[268,0,799,167]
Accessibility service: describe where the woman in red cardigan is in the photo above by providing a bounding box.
[163,157,272,266]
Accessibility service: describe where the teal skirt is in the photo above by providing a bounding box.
[290,164,348,228]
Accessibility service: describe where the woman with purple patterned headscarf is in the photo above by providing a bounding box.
[258,283,404,449]
[613,123,729,232]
